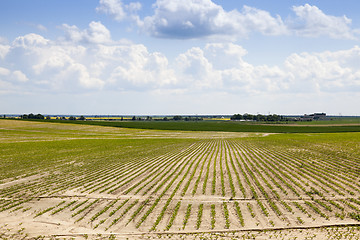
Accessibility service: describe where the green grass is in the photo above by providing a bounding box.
[0,120,195,180]
[15,119,360,133]
[291,117,360,125]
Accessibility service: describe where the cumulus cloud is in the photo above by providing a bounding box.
[96,0,141,22]
[107,44,176,89]
[176,47,222,89]
[96,0,127,21]
[0,24,177,93]
[98,1,359,40]
[0,67,10,76]
[284,46,360,92]
[1,21,360,96]
[141,0,286,39]
[11,70,29,82]
[0,44,10,59]
[175,43,289,93]
[13,33,49,48]
[0,67,28,92]
[289,4,357,39]
[173,43,360,94]
[62,21,112,44]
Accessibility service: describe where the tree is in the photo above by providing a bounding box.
[21,113,44,119]
[173,115,183,121]
[230,114,242,120]
[79,116,85,121]
[68,116,76,120]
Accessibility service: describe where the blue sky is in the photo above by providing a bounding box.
[1,0,360,115]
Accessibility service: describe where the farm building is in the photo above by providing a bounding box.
[301,112,327,121]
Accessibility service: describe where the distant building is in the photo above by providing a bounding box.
[302,113,326,121]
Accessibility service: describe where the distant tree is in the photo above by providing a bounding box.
[121,117,123,121]
[36,114,44,119]
[46,116,51,120]
[146,116,152,121]
[79,116,85,121]
[230,114,242,120]
[132,116,136,121]
[231,113,286,122]
[173,115,183,121]
[21,113,44,119]
[243,113,255,121]
[163,117,169,121]
[68,116,76,120]
[257,114,265,121]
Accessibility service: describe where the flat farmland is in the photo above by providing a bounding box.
[0,120,359,239]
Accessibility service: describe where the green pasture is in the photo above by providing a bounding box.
[18,118,360,133]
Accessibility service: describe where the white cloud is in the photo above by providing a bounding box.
[0,44,10,59]
[0,67,10,76]
[0,67,29,84]
[98,1,359,40]
[36,24,47,32]
[176,47,222,89]
[239,6,287,36]
[0,24,177,92]
[289,4,357,39]
[12,70,29,82]
[203,43,248,70]
[174,43,360,94]
[141,0,286,39]
[174,43,289,93]
[108,44,177,89]
[1,22,360,96]
[13,33,49,48]
[96,0,141,22]
[284,46,360,92]
[97,0,127,21]
[62,21,112,44]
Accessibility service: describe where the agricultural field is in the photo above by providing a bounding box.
[21,118,360,133]
[0,120,360,239]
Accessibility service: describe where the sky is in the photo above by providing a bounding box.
[1,0,360,115]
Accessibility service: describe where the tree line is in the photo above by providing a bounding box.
[230,113,287,122]
[20,113,45,119]
[20,114,85,121]
[131,115,203,121]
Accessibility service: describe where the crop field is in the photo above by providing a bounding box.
[0,120,360,239]
[21,118,360,133]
